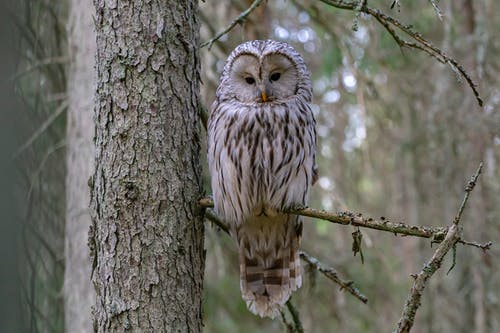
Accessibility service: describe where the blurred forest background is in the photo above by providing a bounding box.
[2,0,498,332]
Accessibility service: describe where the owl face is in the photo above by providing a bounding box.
[219,40,311,104]
[229,53,299,103]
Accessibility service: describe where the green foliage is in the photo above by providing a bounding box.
[321,45,343,77]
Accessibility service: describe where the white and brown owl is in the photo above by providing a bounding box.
[207,40,317,318]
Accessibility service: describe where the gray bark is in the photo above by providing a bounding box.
[90,1,204,332]
[64,0,96,332]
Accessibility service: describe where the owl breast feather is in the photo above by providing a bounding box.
[208,97,316,225]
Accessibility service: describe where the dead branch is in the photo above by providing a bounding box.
[316,0,483,106]
[394,162,483,333]
[300,251,368,303]
[200,0,264,50]
[199,197,489,250]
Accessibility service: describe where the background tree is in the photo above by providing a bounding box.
[64,0,95,331]
[0,2,30,331]
[90,0,204,331]
[13,1,67,332]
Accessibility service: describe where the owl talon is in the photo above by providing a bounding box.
[292,204,308,211]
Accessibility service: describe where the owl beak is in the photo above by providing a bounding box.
[261,91,268,102]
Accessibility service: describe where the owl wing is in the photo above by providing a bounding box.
[207,99,249,225]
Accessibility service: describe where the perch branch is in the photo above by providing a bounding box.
[198,198,489,249]
[316,0,483,106]
[200,0,264,50]
[204,208,229,234]
[394,162,483,333]
[202,206,367,304]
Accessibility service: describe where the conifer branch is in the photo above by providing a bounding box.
[316,0,483,106]
[200,0,264,50]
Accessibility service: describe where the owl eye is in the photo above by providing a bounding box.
[245,77,255,84]
[270,72,281,82]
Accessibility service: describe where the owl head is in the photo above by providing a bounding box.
[217,40,312,104]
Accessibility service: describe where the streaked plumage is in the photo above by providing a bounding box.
[207,40,317,318]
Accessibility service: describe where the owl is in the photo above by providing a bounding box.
[207,40,317,318]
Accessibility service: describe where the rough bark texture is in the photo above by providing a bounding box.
[64,0,96,331]
[90,1,204,332]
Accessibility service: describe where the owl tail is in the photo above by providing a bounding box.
[237,214,302,318]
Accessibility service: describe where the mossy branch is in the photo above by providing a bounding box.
[198,197,491,250]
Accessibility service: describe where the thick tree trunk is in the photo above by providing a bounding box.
[90,1,204,332]
[64,1,96,332]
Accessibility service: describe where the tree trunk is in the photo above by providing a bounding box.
[64,0,96,331]
[90,1,204,332]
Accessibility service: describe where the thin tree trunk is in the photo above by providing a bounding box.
[64,0,96,331]
[90,1,204,332]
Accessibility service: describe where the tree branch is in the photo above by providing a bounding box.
[300,251,368,303]
[394,162,483,333]
[316,0,483,106]
[200,0,264,50]
[198,197,489,249]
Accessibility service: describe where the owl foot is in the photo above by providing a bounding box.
[291,204,308,211]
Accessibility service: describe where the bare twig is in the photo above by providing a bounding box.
[27,139,67,202]
[200,0,264,50]
[458,239,492,251]
[394,162,483,333]
[316,0,483,106]
[13,100,68,159]
[300,251,368,303]
[427,0,444,20]
[10,56,68,81]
